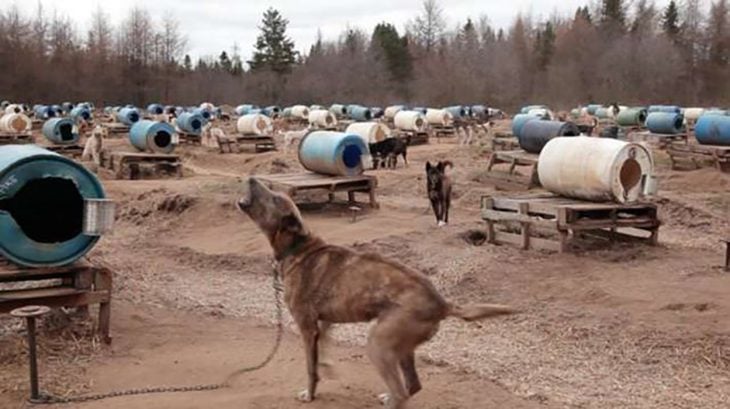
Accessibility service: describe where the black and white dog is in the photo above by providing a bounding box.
[369,137,408,169]
[426,161,453,227]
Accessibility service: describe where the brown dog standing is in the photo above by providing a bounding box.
[426,161,453,227]
[237,177,513,409]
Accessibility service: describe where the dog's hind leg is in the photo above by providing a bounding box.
[317,321,337,379]
[429,198,442,224]
[444,195,451,224]
[399,351,422,396]
[296,320,321,402]
[368,316,409,409]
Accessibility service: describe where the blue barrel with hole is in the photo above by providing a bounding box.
[43,118,79,145]
[471,105,487,120]
[695,115,730,146]
[0,145,106,267]
[703,110,728,117]
[70,106,92,122]
[348,105,373,121]
[262,106,281,118]
[176,112,205,135]
[61,102,75,114]
[117,107,141,126]
[586,104,603,115]
[512,113,541,139]
[298,131,368,176]
[236,105,258,116]
[329,104,348,117]
[147,104,164,115]
[646,112,684,134]
[519,120,580,154]
[130,120,177,154]
[648,105,681,114]
[34,105,56,119]
[445,106,467,119]
[192,107,212,121]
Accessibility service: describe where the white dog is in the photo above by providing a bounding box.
[281,127,311,154]
[82,125,108,165]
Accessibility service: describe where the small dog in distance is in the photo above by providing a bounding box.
[426,161,453,227]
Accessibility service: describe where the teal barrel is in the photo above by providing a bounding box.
[70,106,92,122]
[61,102,75,114]
[129,120,177,154]
[348,105,372,121]
[329,104,348,117]
[512,113,541,139]
[117,107,141,126]
[235,105,258,116]
[176,112,205,135]
[471,105,487,119]
[595,107,610,119]
[193,107,212,121]
[586,104,602,115]
[298,131,368,176]
[262,106,281,117]
[281,107,293,118]
[0,145,106,267]
[520,105,548,114]
[147,104,164,115]
[519,120,580,154]
[648,105,681,114]
[646,112,684,134]
[695,115,730,146]
[703,110,728,117]
[616,108,647,127]
[445,106,467,119]
[42,118,79,145]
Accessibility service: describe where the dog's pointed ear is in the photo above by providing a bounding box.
[425,161,432,171]
[437,161,445,172]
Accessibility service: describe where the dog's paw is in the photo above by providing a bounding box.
[297,389,314,403]
[378,393,391,406]
[438,221,447,227]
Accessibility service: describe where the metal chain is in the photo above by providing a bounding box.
[39,263,285,405]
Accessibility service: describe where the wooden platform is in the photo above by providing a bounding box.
[101,151,182,179]
[0,132,33,145]
[31,119,43,131]
[484,150,540,190]
[236,134,277,152]
[481,194,660,253]
[0,260,113,343]
[103,122,130,134]
[667,143,730,172]
[490,134,520,152]
[393,131,428,146]
[44,144,84,159]
[626,131,688,149]
[257,173,378,208]
[177,132,201,145]
[431,125,457,139]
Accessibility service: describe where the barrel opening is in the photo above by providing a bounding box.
[638,111,647,123]
[0,178,83,243]
[191,119,202,131]
[561,126,580,137]
[153,130,172,148]
[59,123,75,141]
[342,145,362,168]
[129,112,140,123]
[673,116,684,131]
[415,118,424,128]
[81,111,91,120]
[364,111,373,120]
[620,159,642,193]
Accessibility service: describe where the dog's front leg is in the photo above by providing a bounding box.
[296,320,320,403]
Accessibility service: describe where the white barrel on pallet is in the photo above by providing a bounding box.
[425,109,453,126]
[538,137,654,204]
[291,105,310,119]
[309,109,337,128]
[237,114,273,136]
[345,122,390,144]
[384,105,405,119]
[4,104,22,115]
[0,113,32,133]
[394,111,426,133]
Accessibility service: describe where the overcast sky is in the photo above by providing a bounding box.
[9,0,677,60]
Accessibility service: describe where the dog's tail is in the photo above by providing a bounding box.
[441,160,454,170]
[447,303,515,321]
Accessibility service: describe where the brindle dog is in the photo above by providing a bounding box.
[426,161,453,227]
[237,177,514,409]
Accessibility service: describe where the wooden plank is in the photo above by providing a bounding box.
[481,209,557,229]
[0,286,83,301]
[493,230,561,252]
[0,290,111,313]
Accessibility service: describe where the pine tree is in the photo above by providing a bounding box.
[535,22,556,71]
[218,51,232,72]
[663,0,681,38]
[248,8,297,74]
[230,43,244,76]
[601,0,626,33]
[182,54,192,71]
[371,23,413,82]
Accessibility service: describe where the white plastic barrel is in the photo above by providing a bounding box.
[538,137,654,203]
[384,105,405,119]
[0,113,32,133]
[309,110,337,128]
[425,109,453,126]
[345,122,390,144]
[291,105,310,119]
[237,114,273,136]
[4,104,22,115]
[394,111,426,132]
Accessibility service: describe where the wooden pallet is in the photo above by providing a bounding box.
[481,194,660,253]
[101,151,182,179]
[257,173,379,208]
[393,131,429,146]
[484,150,540,191]
[490,135,520,152]
[626,131,688,149]
[177,132,201,145]
[0,132,33,145]
[103,122,130,134]
[667,143,730,172]
[31,119,43,131]
[431,125,457,139]
[0,260,113,343]
[236,134,277,152]
[44,144,84,159]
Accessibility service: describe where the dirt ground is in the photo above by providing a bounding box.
[2,121,730,409]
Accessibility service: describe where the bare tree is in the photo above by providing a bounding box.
[407,0,446,52]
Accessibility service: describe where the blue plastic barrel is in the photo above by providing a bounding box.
[61,102,74,113]
[348,105,372,121]
[130,120,177,153]
[34,105,56,119]
[648,105,681,114]
[262,106,281,117]
[703,110,728,117]
[519,120,580,154]
[595,107,610,119]
[471,105,487,119]
[445,106,467,119]
[42,118,78,145]
[236,105,258,116]
[281,107,294,118]
[192,107,212,121]
[521,105,548,114]
[329,104,348,117]
[176,112,205,135]
[117,107,141,126]
[512,114,541,139]
[586,104,602,115]
[695,115,730,146]
[0,145,106,267]
[70,106,92,122]
[147,104,164,115]
[298,131,368,176]
[646,112,684,134]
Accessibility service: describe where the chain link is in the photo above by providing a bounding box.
[39,263,285,405]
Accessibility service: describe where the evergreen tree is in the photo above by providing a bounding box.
[182,54,192,71]
[575,6,592,24]
[371,23,413,82]
[535,22,556,71]
[601,0,626,33]
[248,8,297,74]
[230,43,244,76]
[663,1,681,38]
[218,51,232,72]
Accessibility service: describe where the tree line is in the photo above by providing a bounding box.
[0,0,728,111]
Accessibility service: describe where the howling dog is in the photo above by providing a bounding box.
[426,161,453,227]
[237,178,514,409]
